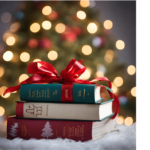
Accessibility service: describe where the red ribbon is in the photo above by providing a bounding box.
[3,58,119,119]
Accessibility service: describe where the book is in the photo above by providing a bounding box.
[20,84,111,103]
[16,100,114,121]
[7,116,117,141]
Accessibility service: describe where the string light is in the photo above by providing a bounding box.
[131,87,136,97]
[55,23,66,33]
[76,11,86,20]
[81,45,92,55]
[3,51,13,61]
[48,50,58,61]
[1,12,11,23]
[103,20,113,30]
[10,22,20,32]
[116,116,124,125]
[116,40,125,50]
[19,74,29,83]
[20,52,30,62]
[3,32,12,42]
[42,6,52,15]
[0,67,4,77]
[127,65,136,75]
[124,117,133,126]
[80,0,90,7]
[30,23,40,33]
[113,76,123,87]
[42,21,52,30]
[6,36,16,46]
[33,59,41,62]
[0,86,7,96]
[96,71,104,77]
[79,68,91,80]
[0,106,5,116]
[111,82,118,94]
[104,50,114,63]
[87,22,98,34]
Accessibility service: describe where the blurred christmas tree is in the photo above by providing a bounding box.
[0,1,136,124]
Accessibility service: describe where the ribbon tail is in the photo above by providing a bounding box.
[3,85,21,96]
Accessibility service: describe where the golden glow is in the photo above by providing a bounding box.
[80,0,90,8]
[105,50,114,63]
[0,86,7,96]
[79,68,91,80]
[116,116,124,125]
[2,93,10,98]
[5,120,7,125]
[87,22,98,34]
[127,65,136,75]
[131,87,136,97]
[6,36,16,46]
[20,52,30,62]
[42,6,52,15]
[30,23,40,33]
[42,21,52,30]
[19,74,29,83]
[33,59,41,62]
[11,52,19,62]
[114,76,123,87]
[55,23,66,33]
[111,82,118,93]
[116,40,125,50]
[0,67,4,77]
[0,106,5,116]
[103,20,113,30]
[82,45,92,55]
[10,22,20,32]
[48,50,58,61]
[3,51,13,61]
[96,71,104,77]
[124,117,133,126]
[77,11,86,20]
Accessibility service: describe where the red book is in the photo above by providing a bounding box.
[7,116,117,141]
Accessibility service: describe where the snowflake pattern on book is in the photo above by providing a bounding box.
[41,121,53,139]
[9,123,18,137]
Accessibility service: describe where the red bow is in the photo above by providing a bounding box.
[3,58,119,119]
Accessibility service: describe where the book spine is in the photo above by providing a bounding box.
[7,117,92,141]
[20,84,96,103]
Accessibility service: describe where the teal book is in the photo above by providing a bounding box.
[20,84,112,103]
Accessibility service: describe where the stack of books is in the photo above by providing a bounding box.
[7,83,117,141]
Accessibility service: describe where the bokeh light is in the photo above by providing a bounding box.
[116,116,124,125]
[20,52,30,62]
[96,71,104,77]
[42,6,52,15]
[19,74,29,83]
[124,117,133,126]
[30,23,40,33]
[2,93,10,98]
[48,50,58,61]
[77,11,86,20]
[42,20,52,30]
[0,67,4,77]
[3,51,13,61]
[0,106,5,116]
[6,36,16,46]
[116,40,125,50]
[0,86,7,96]
[81,45,92,55]
[80,0,90,8]
[92,37,102,47]
[111,82,118,94]
[131,87,136,97]
[127,65,136,75]
[113,76,123,87]
[28,39,38,49]
[79,68,91,80]
[10,22,20,32]
[103,20,113,30]
[104,50,114,63]
[55,23,66,33]
[33,59,41,62]
[1,12,11,23]
[87,22,98,34]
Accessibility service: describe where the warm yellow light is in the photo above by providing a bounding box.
[0,86,7,96]
[42,21,52,30]
[42,6,52,15]
[111,82,118,94]
[104,53,113,63]
[55,23,66,33]
[19,74,29,83]
[114,76,123,87]
[131,87,136,97]
[124,117,133,126]
[96,71,104,77]
[80,0,90,8]
[0,106,5,116]
[106,50,114,56]
[82,45,92,55]
[3,32,12,42]
[77,11,86,20]
[127,65,136,75]
[6,36,16,46]
[0,67,4,77]
[87,22,98,34]
[33,59,41,62]
[30,23,40,33]
[116,40,125,50]
[5,120,7,125]
[10,22,20,32]
[3,51,13,61]
[20,52,30,62]
[48,50,58,61]
[11,52,19,62]
[2,93,10,98]
[103,20,113,30]
[79,68,91,80]
[116,116,124,125]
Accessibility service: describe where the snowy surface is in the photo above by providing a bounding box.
[0,120,136,150]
